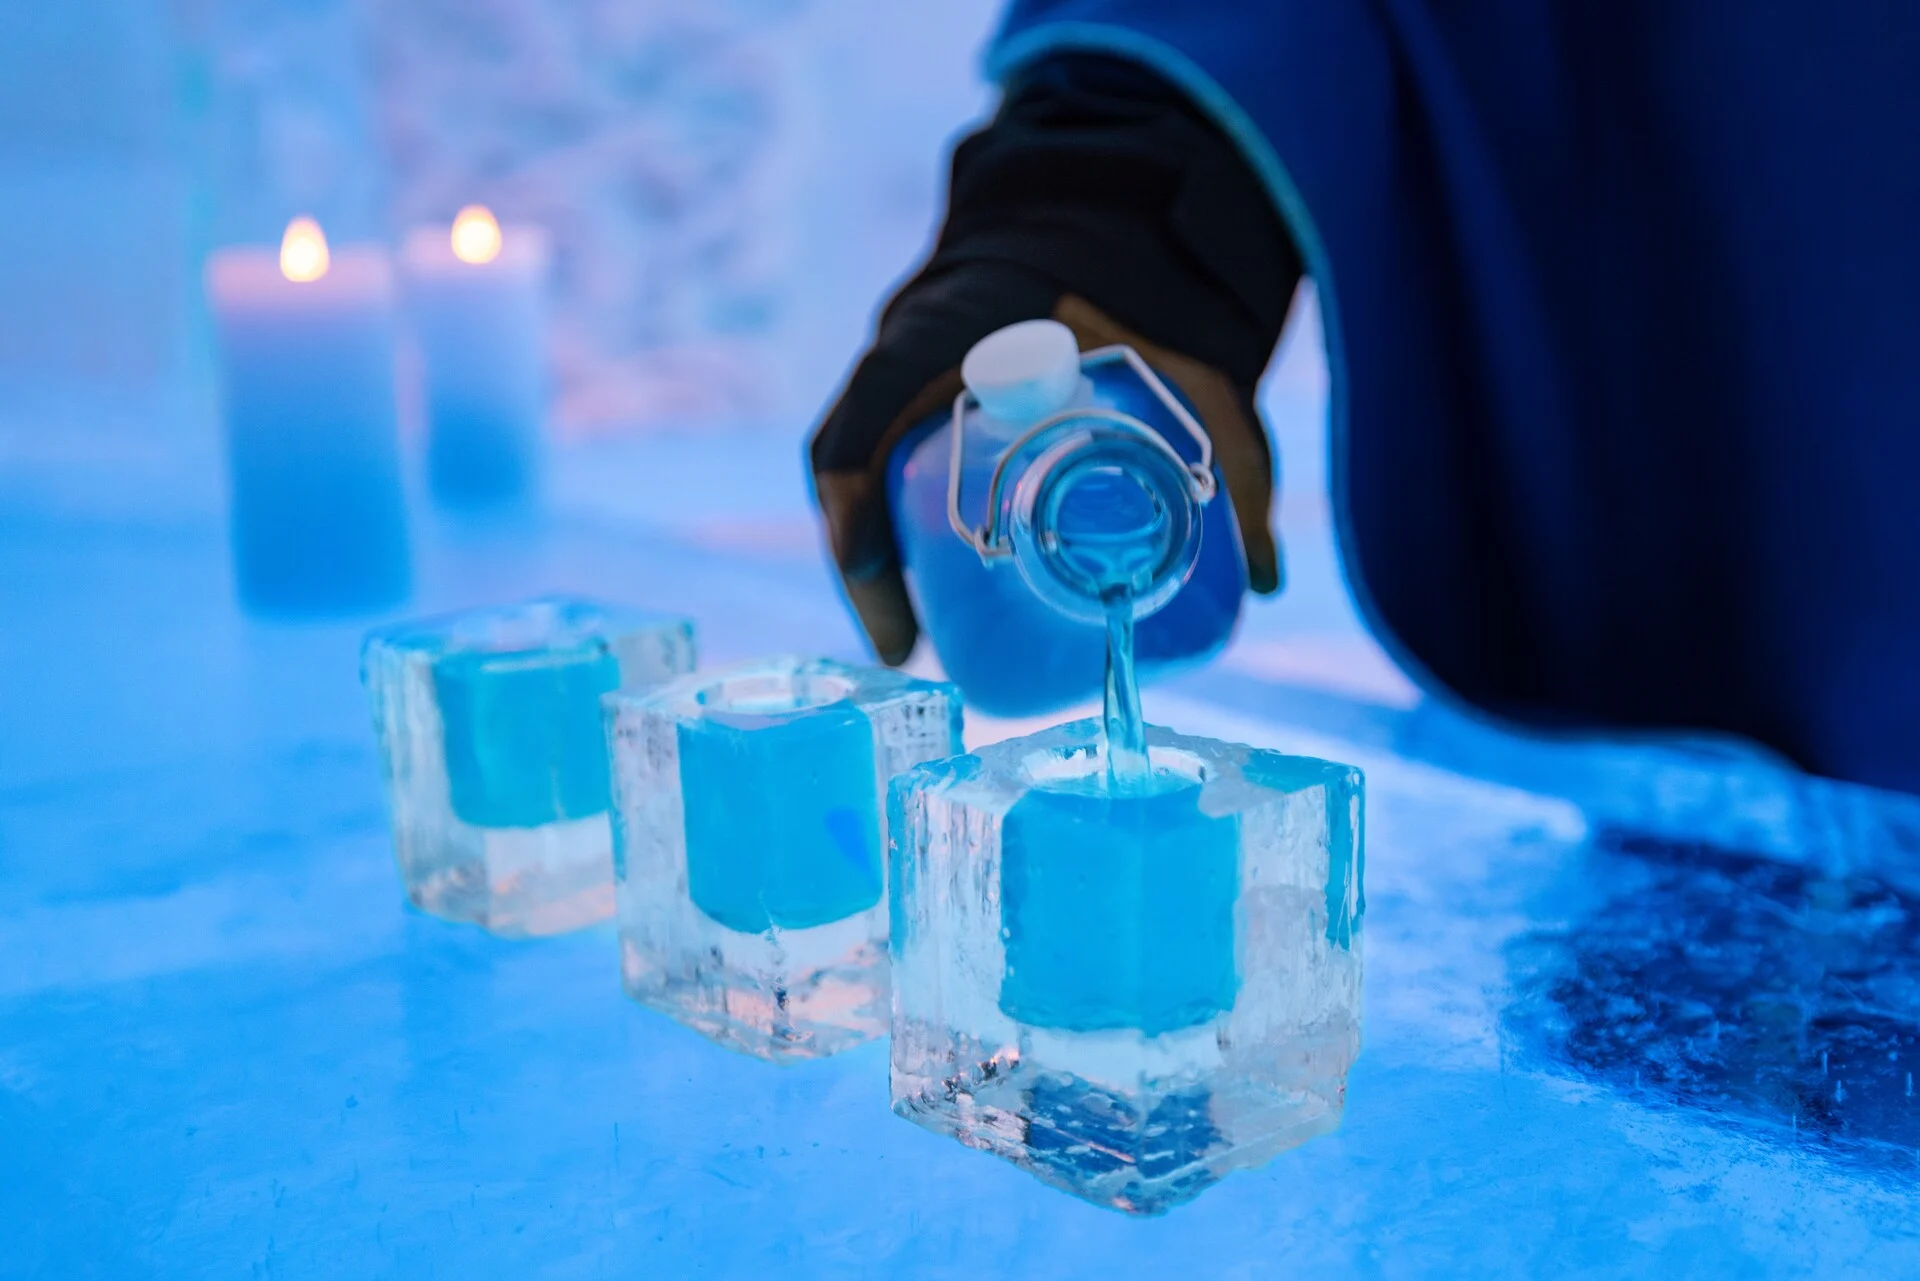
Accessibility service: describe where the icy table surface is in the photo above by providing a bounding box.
[3,423,1918,1278]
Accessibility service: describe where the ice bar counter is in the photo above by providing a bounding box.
[607,657,962,1060]
[10,549,1918,1272]
[361,597,696,935]
[889,718,1365,1214]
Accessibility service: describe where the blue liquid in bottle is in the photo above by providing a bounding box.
[888,321,1246,719]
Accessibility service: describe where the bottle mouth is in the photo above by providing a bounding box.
[1045,460,1173,595]
[1009,422,1202,624]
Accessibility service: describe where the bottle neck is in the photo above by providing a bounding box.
[1005,419,1203,626]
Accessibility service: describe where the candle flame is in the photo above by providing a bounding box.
[451,205,503,265]
[280,217,330,283]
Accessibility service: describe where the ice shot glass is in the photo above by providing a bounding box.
[888,718,1365,1214]
[361,596,695,935]
[607,657,963,1061]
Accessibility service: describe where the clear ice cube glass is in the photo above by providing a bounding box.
[361,596,696,936]
[888,718,1364,1215]
[608,657,963,1061]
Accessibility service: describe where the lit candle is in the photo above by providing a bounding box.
[206,217,412,614]
[400,206,551,509]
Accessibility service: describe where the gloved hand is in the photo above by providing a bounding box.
[809,54,1303,665]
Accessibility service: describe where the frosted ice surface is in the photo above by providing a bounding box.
[1510,829,1920,1164]
[6,465,1920,1270]
[888,717,1365,1214]
[361,596,694,935]
[608,657,962,1061]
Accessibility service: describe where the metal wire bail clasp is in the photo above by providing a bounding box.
[944,344,1218,562]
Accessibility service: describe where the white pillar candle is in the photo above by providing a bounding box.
[205,217,411,614]
[400,206,551,509]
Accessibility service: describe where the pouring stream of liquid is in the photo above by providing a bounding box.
[1102,590,1150,792]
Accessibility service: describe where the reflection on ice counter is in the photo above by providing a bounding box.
[1511,828,1920,1163]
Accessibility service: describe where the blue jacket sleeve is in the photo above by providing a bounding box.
[989,0,1920,793]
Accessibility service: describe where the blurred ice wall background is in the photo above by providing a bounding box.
[0,0,1004,469]
[0,3,192,433]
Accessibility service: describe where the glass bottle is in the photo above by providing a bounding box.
[888,320,1245,716]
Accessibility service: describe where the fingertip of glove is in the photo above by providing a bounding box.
[842,572,920,668]
[872,621,918,668]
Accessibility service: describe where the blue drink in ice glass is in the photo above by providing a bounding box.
[678,691,885,934]
[361,597,695,936]
[890,722,1365,1215]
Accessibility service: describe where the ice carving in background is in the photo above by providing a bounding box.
[368,0,810,433]
[362,597,696,937]
[889,718,1365,1214]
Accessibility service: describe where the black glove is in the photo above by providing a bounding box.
[810,54,1303,664]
